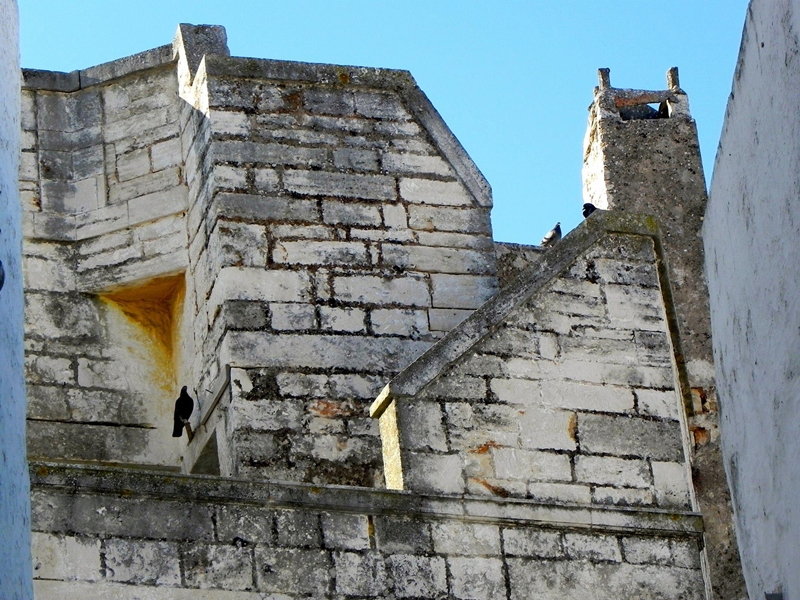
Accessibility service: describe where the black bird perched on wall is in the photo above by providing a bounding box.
[540,222,561,247]
[582,203,597,218]
[172,386,194,438]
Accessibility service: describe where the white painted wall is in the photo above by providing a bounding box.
[0,0,32,598]
[706,0,800,597]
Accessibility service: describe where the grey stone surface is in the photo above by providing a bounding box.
[705,1,800,598]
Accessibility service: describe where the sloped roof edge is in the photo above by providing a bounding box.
[370,211,662,418]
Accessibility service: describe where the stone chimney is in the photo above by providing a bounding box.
[582,68,745,598]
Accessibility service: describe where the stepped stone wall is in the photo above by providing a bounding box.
[21,25,714,600]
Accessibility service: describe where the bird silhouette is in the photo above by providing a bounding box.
[582,203,597,218]
[172,386,194,438]
[540,222,562,247]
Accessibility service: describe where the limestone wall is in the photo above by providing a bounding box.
[385,231,694,509]
[0,0,33,597]
[706,0,800,597]
[30,462,706,600]
[21,26,498,485]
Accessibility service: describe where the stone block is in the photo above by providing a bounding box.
[103,538,181,585]
[212,193,319,224]
[503,528,564,558]
[432,521,501,555]
[636,388,681,420]
[108,167,181,205]
[518,407,577,451]
[276,511,322,548]
[322,513,370,550]
[578,413,683,461]
[31,532,101,581]
[253,167,279,192]
[670,538,702,569]
[490,377,540,404]
[507,559,705,600]
[422,374,487,400]
[26,385,70,421]
[574,455,651,488]
[183,543,253,590]
[322,200,381,226]
[328,373,384,399]
[151,137,183,171]
[26,355,74,386]
[208,268,311,316]
[333,275,430,307]
[231,398,303,432]
[276,372,328,397]
[371,308,428,337]
[403,452,464,494]
[374,516,432,554]
[256,547,331,595]
[382,244,493,275]
[592,486,655,507]
[448,557,506,600]
[210,109,250,135]
[388,555,448,598]
[334,551,387,596]
[216,505,273,544]
[407,205,491,234]
[271,223,333,240]
[527,482,593,504]
[304,88,355,115]
[651,461,692,508]
[383,202,408,228]
[604,284,665,331]
[333,147,379,171]
[400,178,473,206]
[41,177,102,214]
[213,141,326,167]
[564,533,622,562]
[117,148,151,181]
[354,91,410,119]
[320,306,366,332]
[273,240,368,266]
[429,308,472,331]
[431,274,498,309]
[540,380,635,413]
[284,169,396,201]
[397,401,448,452]
[492,447,572,482]
[270,303,316,330]
[621,536,672,566]
[384,154,453,176]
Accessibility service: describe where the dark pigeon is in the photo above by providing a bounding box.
[540,222,562,247]
[172,386,194,438]
[582,203,597,218]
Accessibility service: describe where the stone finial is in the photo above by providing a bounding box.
[173,24,230,84]
[667,67,680,90]
[598,68,611,89]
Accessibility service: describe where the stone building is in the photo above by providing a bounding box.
[21,24,740,599]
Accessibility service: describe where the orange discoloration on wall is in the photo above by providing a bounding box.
[100,274,186,394]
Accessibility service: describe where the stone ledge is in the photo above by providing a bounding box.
[30,461,704,538]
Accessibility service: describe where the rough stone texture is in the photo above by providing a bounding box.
[581,70,742,599]
[705,1,800,598]
[378,221,695,513]
[19,24,715,599]
[0,2,33,597]
[20,24,497,486]
[30,463,705,600]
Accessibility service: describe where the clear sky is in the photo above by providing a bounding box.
[18,1,750,245]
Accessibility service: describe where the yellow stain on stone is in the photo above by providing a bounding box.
[100,274,186,394]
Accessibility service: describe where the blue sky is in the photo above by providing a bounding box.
[19,1,750,245]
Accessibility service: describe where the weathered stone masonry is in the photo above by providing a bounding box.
[22,25,724,599]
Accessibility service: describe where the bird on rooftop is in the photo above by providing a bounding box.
[583,203,597,218]
[540,222,562,247]
[172,386,194,438]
